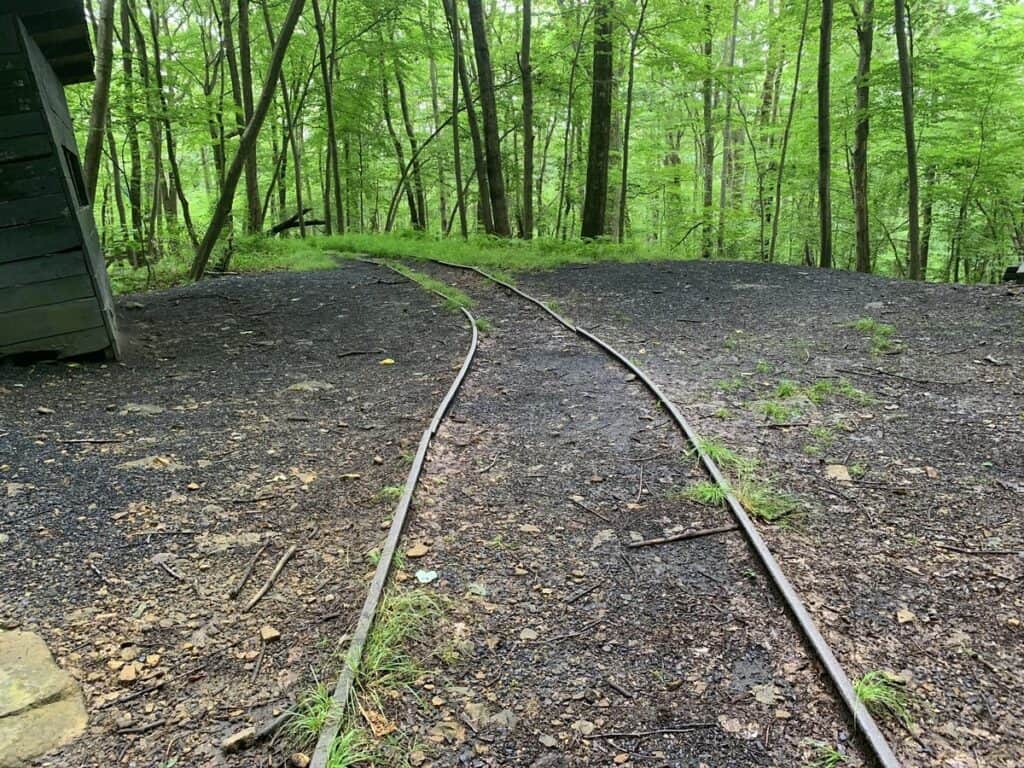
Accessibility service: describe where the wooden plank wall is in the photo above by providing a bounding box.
[0,15,113,358]
[0,13,115,358]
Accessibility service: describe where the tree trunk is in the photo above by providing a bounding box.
[556,9,589,240]
[238,0,262,233]
[921,165,935,276]
[852,0,874,273]
[312,0,344,235]
[580,0,613,240]
[443,0,491,232]
[190,0,306,280]
[520,0,534,239]
[381,74,419,230]
[451,45,468,238]
[716,0,738,257]
[700,2,714,258]
[817,0,833,268]
[120,0,144,254]
[467,0,511,236]
[895,0,921,279]
[396,67,427,230]
[428,54,449,234]
[767,0,809,264]
[618,0,647,243]
[83,0,115,203]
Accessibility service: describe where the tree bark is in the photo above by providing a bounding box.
[852,0,874,273]
[467,0,511,236]
[451,43,468,238]
[895,0,921,279]
[581,0,613,240]
[618,0,648,244]
[520,0,534,239]
[700,2,714,258]
[312,0,343,235]
[443,0,491,232]
[190,0,306,281]
[83,0,115,203]
[119,0,144,254]
[238,0,262,233]
[716,0,738,257]
[767,0,810,264]
[817,0,833,268]
[395,66,427,230]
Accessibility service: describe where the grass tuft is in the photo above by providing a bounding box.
[326,727,375,768]
[848,316,896,354]
[287,682,338,745]
[804,741,850,768]
[681,480,729,506]
[388,263,473,311]
[854,671,913,728]
[733,480,798,522]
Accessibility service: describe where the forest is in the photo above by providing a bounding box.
[72,0,1024,285]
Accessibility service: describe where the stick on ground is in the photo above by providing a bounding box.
[243,545,297,612]
[627,524,739,549]
[229,542,269,599]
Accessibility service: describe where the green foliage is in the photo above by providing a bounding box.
[804,742,850,768]
[287,682,338,744]
[773,380,800,398]
[760,400,802,424]
[680,480,729,506]
[326,728,375,768]
[733,480,798,522]
[474,317,493,333]
[854,671,914,728]
[377,485,404,501]
[357,590,441,705]
[692,438,755,472]
[848,317,896,354]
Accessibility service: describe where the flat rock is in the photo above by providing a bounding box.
[0,631,87,767]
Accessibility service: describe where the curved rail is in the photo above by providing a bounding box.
[423,257,901,768]
[309,261,479,768]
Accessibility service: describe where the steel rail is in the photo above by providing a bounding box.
[309,261,479,768]
[423,257,901,768]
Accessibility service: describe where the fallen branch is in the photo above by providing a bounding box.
[568,496,611,523]
[835,367,968,387]
[221,711,291,753]
[243,545,297,612]
[627,524,739,549]
[229,543,268,599]
[935,543,1020,557]
[62,437,125,444]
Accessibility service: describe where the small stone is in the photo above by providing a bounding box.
[519,628,539,641]
[518,524,541,534]
[572,719,596,736]
[896,608,916,624]
[260,625,281,642]
[220,726,257,753]
[373,456,384,465]
[35,406,54,415]
[539,734,558,748]
[289,753,311,767]
[118,663,140,684]
[145,654,161,666]
[406,542,429,558]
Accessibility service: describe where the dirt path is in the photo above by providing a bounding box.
[0,262,468,767]
[512,261,1024,767]
[384,263,865,767]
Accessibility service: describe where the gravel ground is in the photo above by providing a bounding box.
[0,262,468,767]
[513,261,1024,767]
[380,262,865,768]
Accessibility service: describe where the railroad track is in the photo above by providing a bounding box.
[310,257,902,768]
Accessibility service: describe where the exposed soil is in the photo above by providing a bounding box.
[0,262,468,767]
[382,263,866,768]
[511,261,1024,767]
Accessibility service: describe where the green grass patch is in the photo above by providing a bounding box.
[847,316,896,354]
[316,231,690,273]
[854,671,913,728]
[474,316,493,333]
[773,379,800,399]
[691,438,755,473]
[733,479,798,522]
[287,681,338,744]
[679,480,729,506]
[388,263,473,311]
[760,400,802,424]
[804,741,850,768]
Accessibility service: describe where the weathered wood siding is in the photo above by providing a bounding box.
[0,14,118,359]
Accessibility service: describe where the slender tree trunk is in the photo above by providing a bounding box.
[312,0,344,234]
[581,0,613,240]
[467,0,511,236]
[618,0,647,243]
[717,0,738,256]
[817,0,833,268]
[852,0,874,273]
[768,0,809,263]
[191,0,306,280]
[443,0,491,232]
[556,11,589,240]
[895,0,921,279]
[146,0,199,249]
[120,0,144,253]
[520,0,534,239]
[921,165,935,275]
[396,67,428,230]
[83,0,115,202]
[700,2,714,258]
[428,54,449,234]
[451,46,468,238]
[238,0,262,233]
[381,75,418,230]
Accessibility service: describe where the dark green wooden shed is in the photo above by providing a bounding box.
[0,0,119,359]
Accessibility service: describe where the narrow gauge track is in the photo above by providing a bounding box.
[315,260,901,768]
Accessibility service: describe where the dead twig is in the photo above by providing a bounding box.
[568,496,611,523]
[582,723,716,740]
[61,437,125,444]
[565,583,601,604]
[251,642,266,683]
[117,719,167,736]
[158,561,185,582]
[243,545,297,612]
[935,543,1021,557]
[835,367,968,386]
[548,617,603,645]
[476,455,499,474]
[605,678,634,699]
[627,525,739,549]
[229,543,269,599]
